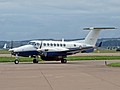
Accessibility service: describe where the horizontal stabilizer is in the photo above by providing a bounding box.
[83,27,116,30]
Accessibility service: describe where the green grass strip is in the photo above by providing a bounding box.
[107,62,120,67]
[67,56,120,61]
[0,50,10,54]
[0,57,41,62]
[0,56,120,62]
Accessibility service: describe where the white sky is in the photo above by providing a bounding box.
[0,0,120,40]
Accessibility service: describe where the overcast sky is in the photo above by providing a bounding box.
[0,0,120,40]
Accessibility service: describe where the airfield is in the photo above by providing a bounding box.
[0,53,120,90]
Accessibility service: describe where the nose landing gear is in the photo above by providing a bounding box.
[14,59,19,64]
[14,54,19,64]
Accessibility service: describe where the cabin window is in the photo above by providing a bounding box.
[51,43,53,46]
[63,44,66,47]
[74,44,76,47]
[47,43,49,46]
[43,43,46,46]
[57,44,59,46]
[54,43,56,46]
[60,44,62,47]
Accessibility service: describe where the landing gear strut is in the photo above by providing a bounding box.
[33,56,39,63]
[61,59,67,63]
[14,54,19,64]
[33,58,38,63]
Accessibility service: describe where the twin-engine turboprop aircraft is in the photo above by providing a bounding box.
[9,27,116,64]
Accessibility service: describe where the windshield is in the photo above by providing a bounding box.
[28,42,36,45]
[28,42,40,49]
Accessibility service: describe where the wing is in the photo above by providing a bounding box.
[38,46,94,57]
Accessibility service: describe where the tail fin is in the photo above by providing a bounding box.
[3,43,7,49]
[84,27,116,46]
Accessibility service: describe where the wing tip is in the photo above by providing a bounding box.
[83,27,117,30]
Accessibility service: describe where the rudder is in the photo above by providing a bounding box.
[84,27,116,46]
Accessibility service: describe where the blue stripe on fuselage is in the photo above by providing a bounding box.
[43,52,66,57]
[12,47,94,57]
[12,51,39,57]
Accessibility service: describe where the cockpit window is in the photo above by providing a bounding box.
[36,43,40,46]
[28,42,36,45]
[28,42,40,46]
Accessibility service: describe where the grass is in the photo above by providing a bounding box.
[93,50,117,53]
[107,62,120,67]
[0,50,120,64]
[0,57,14,62]
[0,57,42,62]
[67,56,120,61]
[1,56,120,68]
[0,56,120,62]
[0,50,10,54]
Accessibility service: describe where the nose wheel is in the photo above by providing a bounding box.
[14,54,19,64]
[14,59,19,64]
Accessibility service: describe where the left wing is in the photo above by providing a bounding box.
[38,46,94,56]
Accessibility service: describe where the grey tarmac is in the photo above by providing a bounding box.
[0,60,120,90]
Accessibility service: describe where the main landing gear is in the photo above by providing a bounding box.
[61,59,67,63]
[32,56,39,63]
[33,58,38,63]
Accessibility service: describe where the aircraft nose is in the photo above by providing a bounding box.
[9,49,14,52]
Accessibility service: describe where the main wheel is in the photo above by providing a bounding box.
[14,59,19,64]
[61,59,67,63]
[33,59,38,63]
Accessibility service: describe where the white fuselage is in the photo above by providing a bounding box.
[29,40,91,52]
[9,40,94,57]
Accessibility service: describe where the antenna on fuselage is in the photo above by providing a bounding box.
[62,38,64,42]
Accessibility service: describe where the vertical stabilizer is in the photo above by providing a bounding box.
[3,43,7,49]
[83,27,116,46]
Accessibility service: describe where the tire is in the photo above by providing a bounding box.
[61,59,67,63]
[14,60,19,64]
[33,59,38,63]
